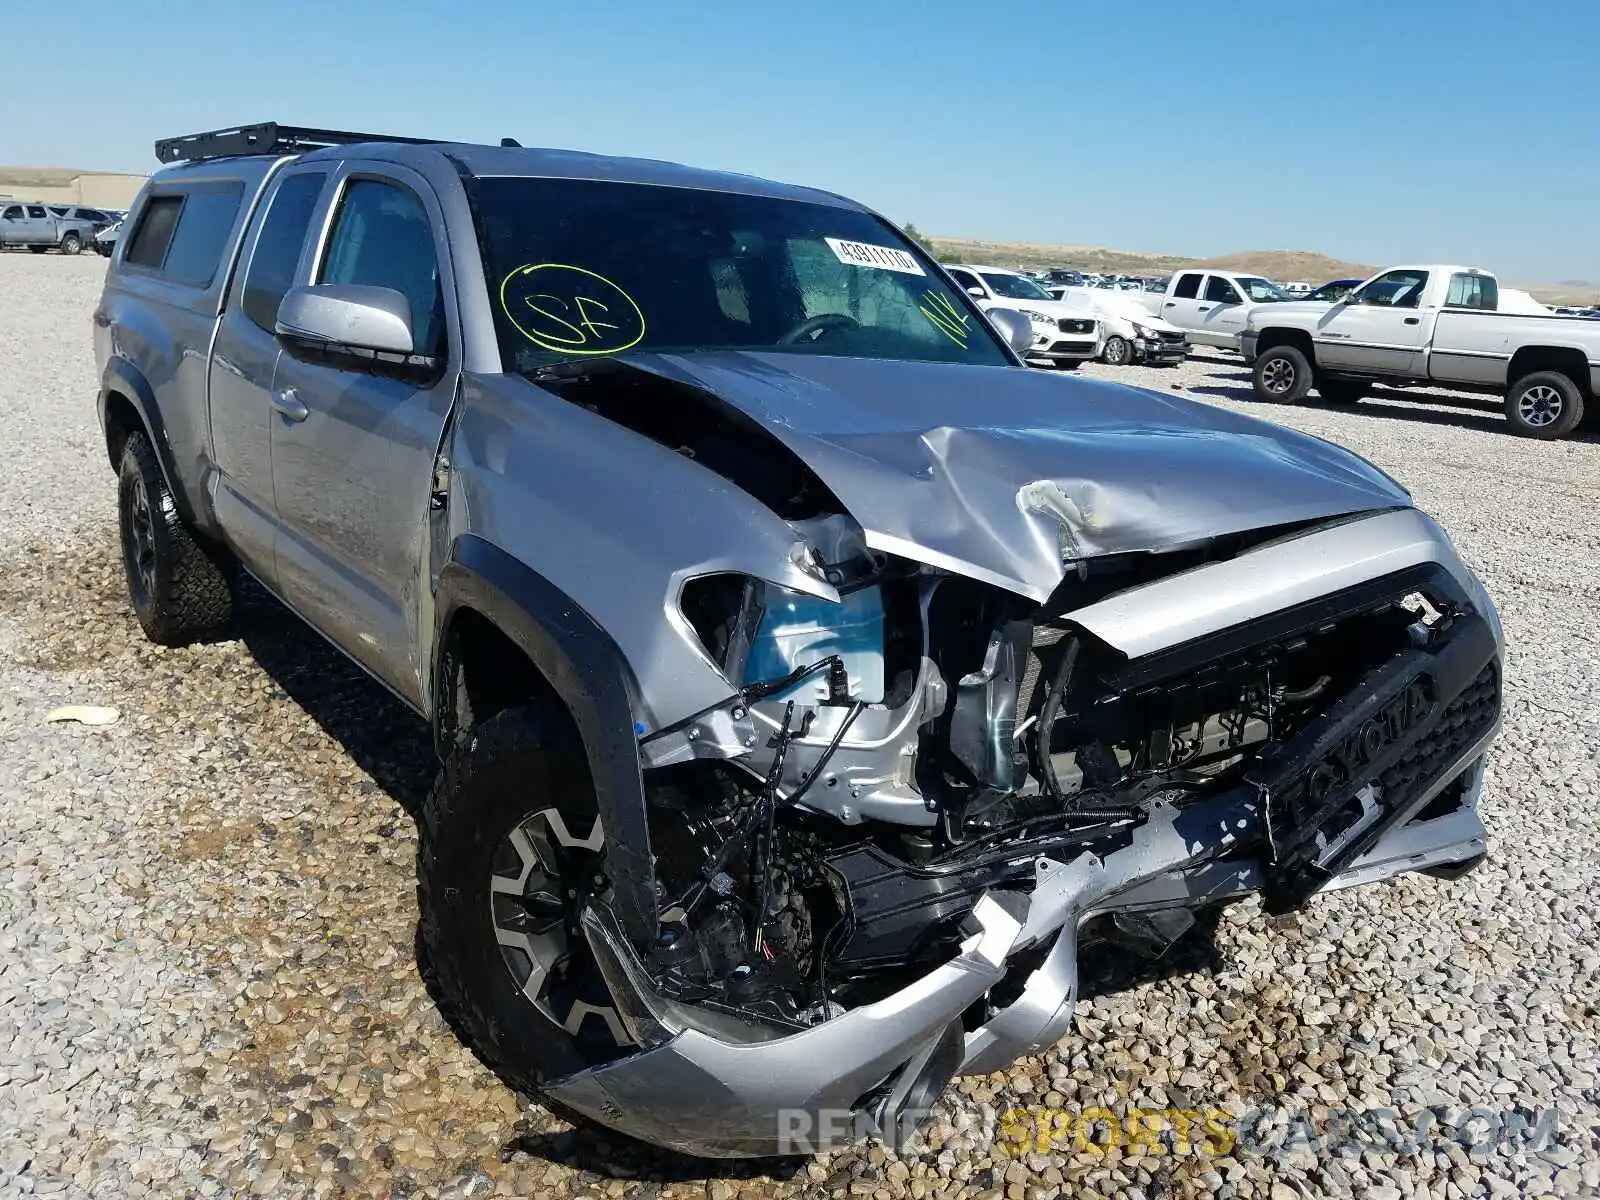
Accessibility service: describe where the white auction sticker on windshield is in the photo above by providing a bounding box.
[825,237,925,276]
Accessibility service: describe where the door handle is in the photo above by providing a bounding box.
[1403,317,1420,325]
[271,387,309,422]
[1164,301,1176,307]
[1196,305,1211,312]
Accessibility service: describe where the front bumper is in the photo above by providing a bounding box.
[551,756,1492,1157]
[1135,334,1189,364]
[1025,338,1099,366]
[544,516,1505,1159]
[1025,322,1100,366]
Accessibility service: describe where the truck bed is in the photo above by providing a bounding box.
[1430,308,1600,390]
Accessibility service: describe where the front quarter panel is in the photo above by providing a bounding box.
[447,373,838,731]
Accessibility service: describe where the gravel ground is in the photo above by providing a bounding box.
[1,251,1596,1198]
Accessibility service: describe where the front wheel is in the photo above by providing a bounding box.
[1252,345,1313,403]
[1504,371,1585,439]
[1101,336,1131,366]
[419,706,636,1099]
[60,232,82,255]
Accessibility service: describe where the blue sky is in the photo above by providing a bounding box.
[4,0,1597,281]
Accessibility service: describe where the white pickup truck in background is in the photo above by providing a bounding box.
[1242,264,1600,439]
[1134,269,1292,348]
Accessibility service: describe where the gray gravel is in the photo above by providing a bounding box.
[1,251,1596,1197]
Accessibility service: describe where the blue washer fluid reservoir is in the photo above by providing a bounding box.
[742,584,885,705]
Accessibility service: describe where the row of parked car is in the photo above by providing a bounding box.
[0,202,126,255]
[944,264,1190,368]
[952,265,1385,371]
[958,258,1600,439]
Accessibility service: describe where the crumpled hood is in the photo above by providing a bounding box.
[1057,288,1177,330]
[622,352,1411,601]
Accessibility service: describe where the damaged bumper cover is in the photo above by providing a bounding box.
[545,515,1503,1157]
[550,753,1492,1157]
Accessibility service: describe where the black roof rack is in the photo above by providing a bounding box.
[154,122,439,164]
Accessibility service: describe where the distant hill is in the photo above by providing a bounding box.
[923,235,1592,305]
[0,166,97,188]
[1193,250,1377,281]
[927,237,1192,276]
[925,237,1375,283]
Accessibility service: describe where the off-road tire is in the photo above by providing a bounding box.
[60,232,82,255]
[418,705,631,1100]
[1253,345,1313,404]
[1101,336,1131,366]
[1316,378,1369,405]
[1504,371,1584,440]
[117,432,233,644]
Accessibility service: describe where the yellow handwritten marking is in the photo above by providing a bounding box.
[573,295,619,336]
[499,263,645,355]
[524,294,587,346]
[919,289,971,348]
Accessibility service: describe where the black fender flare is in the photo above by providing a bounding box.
[1254,326,1317,367]
[99,356,200,528]
[434,534,657,948]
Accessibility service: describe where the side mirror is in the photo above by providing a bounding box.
[987,307,1034,354]
[966,287,986,298]
[275,284,417,360]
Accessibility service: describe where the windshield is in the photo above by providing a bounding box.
[472,177,1011,372]
[1238,276,1289,302]
[1305,280,1356,303]
[979,271,1052,301]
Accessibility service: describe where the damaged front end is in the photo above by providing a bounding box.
[463,357,1502,1158]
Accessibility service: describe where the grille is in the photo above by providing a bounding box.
[1058,318,1095,334]
[1377,659,1499,807]
[1156,331,1187,345]
[1262,650,1499,912]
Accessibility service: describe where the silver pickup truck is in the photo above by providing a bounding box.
[0,202,110,254]
[1243,264,1600,439]
[95,123,1504,1157]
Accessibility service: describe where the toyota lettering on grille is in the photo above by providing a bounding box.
[1300,676,1435,808]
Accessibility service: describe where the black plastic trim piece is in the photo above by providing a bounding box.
[98,358,202,530]
[435,534,656,948]
[1420,852,1486,881]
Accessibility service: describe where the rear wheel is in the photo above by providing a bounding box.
[1101,336,1131,366]
[1253,345,1313,403]
[60,232,82,255]
[117,433,234,644]
[1504,371,1584,440]
[419,706,636,1097]
[1316,378,1369,405]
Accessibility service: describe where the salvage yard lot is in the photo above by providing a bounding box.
[1,251,1596,1198]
